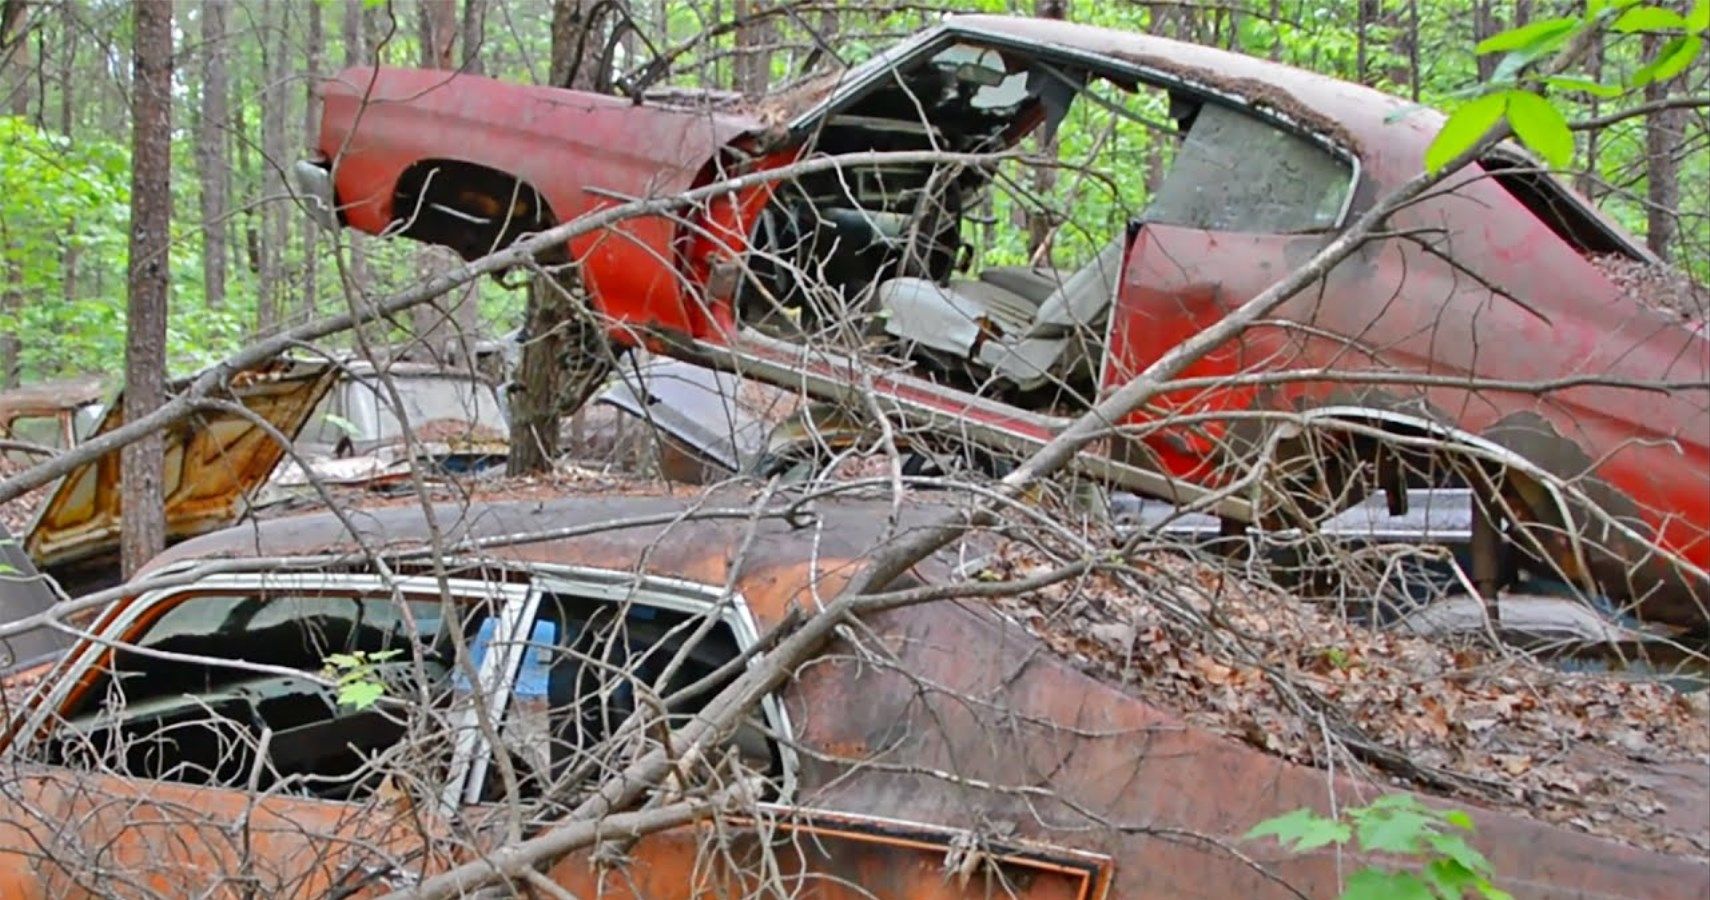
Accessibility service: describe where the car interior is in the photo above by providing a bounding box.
[734,38,1353,414]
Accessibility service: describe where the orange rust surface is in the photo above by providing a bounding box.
[11,496,1704,897]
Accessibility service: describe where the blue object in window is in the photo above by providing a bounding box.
[450,619,555,698]
[515,619,556,698]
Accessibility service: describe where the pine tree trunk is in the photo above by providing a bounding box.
[1641,33,1683,262]
[258,0,287,334]
[1,35,28,387]
[122,0,172,578]
[461,0,486,75]
[508,0,619,474]
[198,0,230,312]
[734,0,773,94]
[300,0,322,321]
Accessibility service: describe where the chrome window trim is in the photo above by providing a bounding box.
[14,571,529,807]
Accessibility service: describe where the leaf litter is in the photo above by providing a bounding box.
[977,540,1710,857]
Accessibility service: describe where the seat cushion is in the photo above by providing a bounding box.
[878,277,1040,358]
[978,266,1068,307]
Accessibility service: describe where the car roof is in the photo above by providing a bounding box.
[942,14,1440,170]
[0,377,106,418]
[139,490,982,625]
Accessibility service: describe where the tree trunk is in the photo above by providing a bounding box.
[198,0,229,312]
[1026,0,1067,263]
[258,0,287,334]
[508,0,620,474]
[1474,0,1498,82]
[1640,34,1683,261]
[122,0,172,578]
[1,32,31,385]
[549,0,610,88]
[733,0,773,94]
[300,0,323,321]
[461,0,486,75]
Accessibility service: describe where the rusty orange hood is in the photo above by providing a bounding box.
[24,360,336,572]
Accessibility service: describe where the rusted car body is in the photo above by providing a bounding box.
[299,15,1710,630]
[0,377,104,465]
[0,493,1702,898]
[20,359,338,597]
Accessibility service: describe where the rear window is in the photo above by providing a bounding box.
[1145,102,1352,234]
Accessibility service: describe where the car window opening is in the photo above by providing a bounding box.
[478,591,777,811]
[43,591,495,801]
[737,38,1352,413]
[1480,152,1642,261]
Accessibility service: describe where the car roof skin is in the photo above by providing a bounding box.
[138,491,980,625]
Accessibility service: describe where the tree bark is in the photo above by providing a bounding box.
[733,0,773,94]
[1,32,28,386]
[300,0,323,320]
[257,0,287,334]
[1026,0,1066,263]
[197,0,229,312]
[508,0,620,474]
[122,0,172,578]
[549,0,610,88]
[1641,33,1684,261]
[461,0,486,75]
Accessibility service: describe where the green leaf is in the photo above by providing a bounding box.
[1355,808,1436,855]
[1633,35,1703,84]
[1245,808,1352,851]
[1690,0,1709,31]
[337,680,386,710]
[1505,90,1574,168]
[1442,809,1477,831]
[1342,869,1435,900]
[1424,831,1495,876]
[1425,92,1509,173]
[1474,16,1578,54]
[1544,75,1625,98]
[324,652,361,669]
[1423,858,1483,896]
[1612,6,1687,32]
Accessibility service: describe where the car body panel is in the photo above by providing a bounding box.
[0,495,1699,897]
[303,16,1710,627]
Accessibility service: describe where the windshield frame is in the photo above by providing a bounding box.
[789,22,1362,232]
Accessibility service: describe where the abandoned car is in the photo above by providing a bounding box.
[17,355,506,599]
[264,356,509,497]
[298,14,1710,630]
[0,492,1702,898]
[0,377,104,467]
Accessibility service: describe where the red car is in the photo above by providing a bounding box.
[298,14,1710,629]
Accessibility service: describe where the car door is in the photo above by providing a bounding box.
[455,574,1113,899]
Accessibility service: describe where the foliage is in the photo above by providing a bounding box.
[1247,794,1510,900]
[1425,0,1708,171]
[321,648,402,710]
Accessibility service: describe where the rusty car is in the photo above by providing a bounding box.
[262,356,509,499]
[0,490,1703,898]
[296,14,1710,631]
[0,377,105,467]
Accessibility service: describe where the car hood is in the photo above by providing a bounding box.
[25,360,337,572]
